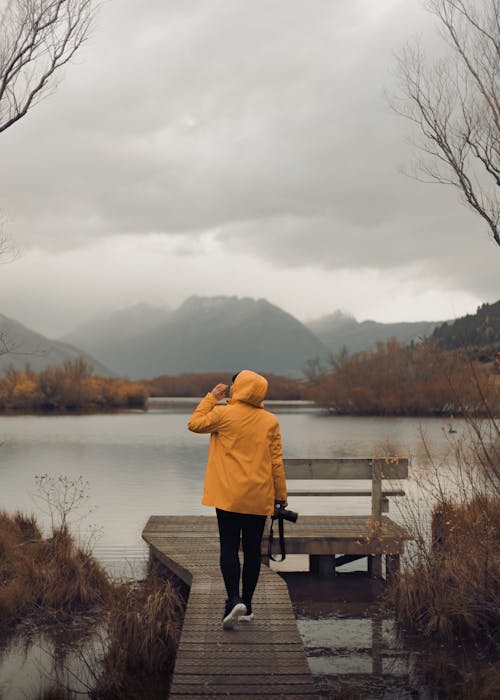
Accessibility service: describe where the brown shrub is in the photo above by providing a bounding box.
[0,516,111,627]
[305,340,500,416]
[0,511,184,697]
[389,495,500,646]
[105,576,183,676]
[145,371,306,399]
[0,359,148,412]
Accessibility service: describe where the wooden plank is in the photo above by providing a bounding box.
[169,686,318,700]
[172,675,315,686]
[284,457,408,480]
[173,658,311,674]
[171,688,317,698]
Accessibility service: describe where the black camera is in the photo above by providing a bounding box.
[273,503,298,523]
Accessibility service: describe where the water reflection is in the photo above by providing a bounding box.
[0,629,99,699]
[284,572,433,699]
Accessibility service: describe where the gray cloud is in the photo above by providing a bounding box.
[0,0,498,333]
[0,1,431,242]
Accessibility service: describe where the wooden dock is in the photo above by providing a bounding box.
[143,515,318,699]
[142,456,411,697]
[142,511,411,698]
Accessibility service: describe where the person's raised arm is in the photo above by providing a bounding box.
[187,384,228,434]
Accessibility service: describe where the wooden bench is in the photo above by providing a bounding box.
[271,457,410,578]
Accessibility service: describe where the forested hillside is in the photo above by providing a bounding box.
[432,301,500,353]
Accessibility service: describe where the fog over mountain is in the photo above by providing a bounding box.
[64,296,330,379]
[307,311,442,355]
[0,314,112,375]
[59,296,450,379]
[62,303,172,369]
[5,296,495,379]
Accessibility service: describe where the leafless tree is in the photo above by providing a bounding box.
[0,0,94,134]
[392,0,499,247]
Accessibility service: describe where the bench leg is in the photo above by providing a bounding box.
[310,555,335,576]
[368,554,382,579]
[386,554,400,584]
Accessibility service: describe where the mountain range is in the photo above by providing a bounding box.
[63,296,329,378]
[307,311,441,355]
[0,313,112,375]
[2,296,497,379]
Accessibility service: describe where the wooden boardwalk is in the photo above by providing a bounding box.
[143,514,411,698]
[143,515,318,699]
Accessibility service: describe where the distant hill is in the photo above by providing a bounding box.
[0,314,113,375]
[64,296,330,378]
[62,303,172,370]
[307,310,441,355]
[431,300,500,351]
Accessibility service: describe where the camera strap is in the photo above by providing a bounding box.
[267,515,286,562]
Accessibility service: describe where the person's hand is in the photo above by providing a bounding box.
[211,383,228,401]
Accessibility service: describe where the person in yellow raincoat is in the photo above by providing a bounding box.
[188,369,288,629]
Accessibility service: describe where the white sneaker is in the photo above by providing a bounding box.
[222,600,247,629]
[239,611,254,622]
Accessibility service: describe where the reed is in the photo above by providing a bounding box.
[0,508,184,698]
[386,405,500,697]
[0,513,111,626]
[390,494,500,645]
[89,575,184,699]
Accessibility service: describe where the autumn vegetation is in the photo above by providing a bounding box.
[145,371,306,399]
[0,358,148,412]
[0,476,184,699]
[386,406,500,697]
[1,340,499,417]
[305,340,500,416]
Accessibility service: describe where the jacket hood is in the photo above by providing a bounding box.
[231,370,268,408]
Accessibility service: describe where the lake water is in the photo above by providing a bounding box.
[0,400,463,698]
[0,400,463,558]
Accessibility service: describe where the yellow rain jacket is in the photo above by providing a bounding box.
[187,370,288,516]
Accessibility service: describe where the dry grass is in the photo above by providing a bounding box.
[0,510,184,698]
[89,576,184,699]
[386,411,500,697]
[389,494,500,645]
[105,575,183,675]
[0,513,111,626]
[420,648,500,699]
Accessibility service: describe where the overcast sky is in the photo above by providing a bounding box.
[0,0,498,338]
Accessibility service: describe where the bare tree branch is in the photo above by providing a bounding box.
[0,0,94,134]
[391,0,500,247]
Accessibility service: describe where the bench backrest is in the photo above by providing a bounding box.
[284,458,409,520]
[284,458,408,480]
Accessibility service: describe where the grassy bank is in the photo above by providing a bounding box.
[0,358,148,412]
[386,414,500,698]
[0,509,184,699]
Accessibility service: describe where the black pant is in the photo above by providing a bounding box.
[216,508,267,607]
